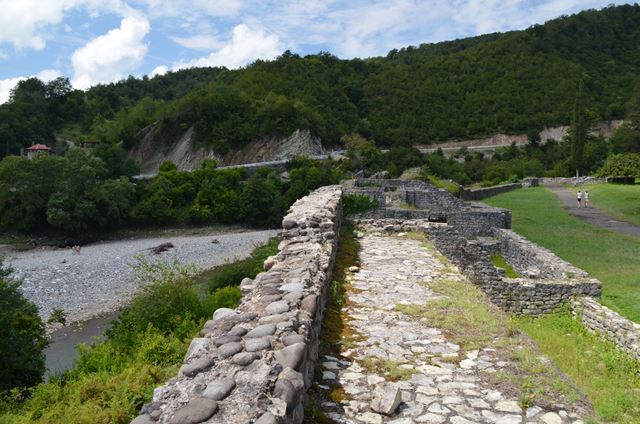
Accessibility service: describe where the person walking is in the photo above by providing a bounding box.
[585,191,590,208]
[577,190,583,208]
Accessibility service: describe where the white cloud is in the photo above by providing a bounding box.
[173,24,282,70]
[150,65,168,77]
[0,69,62,104]
[133,0,242,19]
[71,16,150,89]
[170,34,222,50]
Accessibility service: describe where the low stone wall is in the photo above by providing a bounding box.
[459,183,522,201]
[353,219,600,315]
[540,176,607,186]
[494,229,588,280]
[573,297,640,361]
[447,206,512,237]
[131,186,342,424]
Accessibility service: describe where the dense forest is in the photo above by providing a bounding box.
[1,4,640,238]
[2,4,640,157]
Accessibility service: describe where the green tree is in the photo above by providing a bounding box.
[0,260,48,390]
[569,79,588,176]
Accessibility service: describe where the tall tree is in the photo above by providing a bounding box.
[570,79,588,175]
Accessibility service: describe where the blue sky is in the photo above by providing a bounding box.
[0,0,633,102]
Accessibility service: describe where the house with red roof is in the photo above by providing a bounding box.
[26,144,52,159]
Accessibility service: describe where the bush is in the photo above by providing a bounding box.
[107,258,205,348]
[0,261,48,391]
[206,238,279,292]
[342,194,378,215]
[597,153,640,177]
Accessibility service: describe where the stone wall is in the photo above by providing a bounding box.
[540,176,607,186]
[573,297,640,361]
[343,179,511,236]
[459,183,522,201]
[494,229,588,280]
[353,219,600,315]
[447,206,512,237]
[131,185,342,424]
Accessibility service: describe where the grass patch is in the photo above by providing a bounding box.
[426,175,460,195]
[578,183,640,227]
[360,357,413,381]
[397,277,502,350]
[484,187,640,322]
[516,309,640,423]
[490,254,520,278]
[0,240,278,424]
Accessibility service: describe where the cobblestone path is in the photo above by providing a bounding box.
[316,233,590,424]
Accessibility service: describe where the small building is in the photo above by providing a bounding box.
[26,144,52,159]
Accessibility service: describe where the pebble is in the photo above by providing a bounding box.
[7,229,278,329]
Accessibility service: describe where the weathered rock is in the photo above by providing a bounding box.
[232,352,258,366]
[540,412,563,424]
[245,323,276,338]
[217,342,243,359]
[264,256,277,271]
[180,357,216,377]
[212,335,241,346]
[169,398,218,424]
[213,308,235,321]
[300,294,317,317]
[273,379,298,413]
[228,325,248,337]
[274,343,306,370]
[282,334,305,346]
[202,377,235,400]
[254,411,280,424]
[370,382,402,416]
[265,300,290,315]
[130,414,155,424]
[244,337,272,352]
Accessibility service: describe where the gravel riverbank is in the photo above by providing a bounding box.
[3,228,279,332]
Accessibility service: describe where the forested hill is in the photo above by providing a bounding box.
[2,4,640,158]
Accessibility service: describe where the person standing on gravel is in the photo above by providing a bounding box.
[577,190,583,208]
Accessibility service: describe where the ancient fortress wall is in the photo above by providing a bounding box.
[131,185,342,424]
[132,179,639,423]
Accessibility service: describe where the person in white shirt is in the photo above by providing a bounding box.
[577,190,582,208]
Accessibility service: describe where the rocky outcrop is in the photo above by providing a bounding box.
[131,185,342,424]
[130,125,324,174]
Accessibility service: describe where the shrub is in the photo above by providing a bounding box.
[107,258,205,348]
[206,238,279,291]
[343,194,378,215]
[596,153,640,177]
[0,261,48,391]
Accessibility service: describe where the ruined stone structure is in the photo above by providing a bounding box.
[131,186,343,424]
[131,179,639,424]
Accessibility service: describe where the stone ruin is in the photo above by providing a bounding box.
[130,179,639,424]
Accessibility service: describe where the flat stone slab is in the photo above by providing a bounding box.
[202,377,235,400]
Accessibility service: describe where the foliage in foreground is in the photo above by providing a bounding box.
[0,261,48,392]
[0,239,278,423]
[517,308,640,423]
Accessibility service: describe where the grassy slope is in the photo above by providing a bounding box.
[484,187,640,323]
[575,183,640,227]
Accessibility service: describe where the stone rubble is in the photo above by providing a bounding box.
[316,233,588,424]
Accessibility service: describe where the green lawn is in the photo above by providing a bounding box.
[574,183,640,227]
[484,187,640,323]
